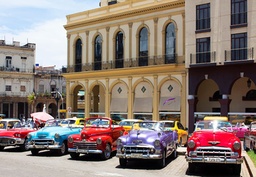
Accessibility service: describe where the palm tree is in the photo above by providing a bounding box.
[27,92,36,113]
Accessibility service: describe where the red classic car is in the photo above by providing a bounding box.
[68,117,125,160]
[185,119,243,175]
[0,119,37,151]
[244,121,256,152]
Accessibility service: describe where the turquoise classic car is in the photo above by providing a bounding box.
[27,119,82,156]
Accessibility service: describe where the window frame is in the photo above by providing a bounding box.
[196,3,211,31]
[231,0,247,27]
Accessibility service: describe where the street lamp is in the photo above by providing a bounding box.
[51,88,63,118]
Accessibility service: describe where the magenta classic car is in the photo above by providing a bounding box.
[233,122,248,139]
[116,121,178,168]
[186,120,243,175]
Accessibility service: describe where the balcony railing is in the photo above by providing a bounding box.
[0,66,34,73]
[225,47,254,62]
[62,54,178,73]
[190,51,216,65]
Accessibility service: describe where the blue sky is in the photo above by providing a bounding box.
[0,0,99,69]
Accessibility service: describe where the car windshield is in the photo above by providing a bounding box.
[251,123,256,130]
[61,119,76,125]
[119,121,134,126]
[0,120,21,129]
[45,119,62,127]
[85,118,110,128]
[131,121,162,131]
[195,120,233,132]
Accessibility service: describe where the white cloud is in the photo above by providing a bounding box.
[0,0,99,69]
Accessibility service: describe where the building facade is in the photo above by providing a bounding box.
[186,0,256,132]
[0,40,35,119]
[33,66,66,118]
[63,0,187,125]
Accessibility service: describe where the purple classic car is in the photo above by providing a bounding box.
[116,121,178,168]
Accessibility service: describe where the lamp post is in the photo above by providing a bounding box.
[51,88,63,118]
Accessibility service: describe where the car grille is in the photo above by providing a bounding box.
[73,142,97,150]
[0,138,15,144]
[123,146,152,155]
[31,139,54,145]
[195,147,233,157]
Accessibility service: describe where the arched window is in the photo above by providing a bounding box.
[165,23,176,63]
[75,39,82,72]
[139,27,148,66]
[94,35,102,70]
[115,31,124,68]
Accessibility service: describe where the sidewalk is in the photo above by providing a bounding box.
[177,146,256,177]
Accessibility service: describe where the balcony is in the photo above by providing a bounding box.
[0,66,34,73]
[62,54,179,73]
[225,47,254,64]
[189,51,216,66]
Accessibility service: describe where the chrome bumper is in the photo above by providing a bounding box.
[27,144,62,150]
[185,153,243,164]
[116,152,162,159]
[68,148,102,154]
[0,138,25,146]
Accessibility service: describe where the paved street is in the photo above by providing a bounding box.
[0,146,250,177]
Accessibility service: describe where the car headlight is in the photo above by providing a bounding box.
[117,139,122,146]
[233,141,241,150]
[187,140,195,149]
[27,134,31,139]
[96,138,102,145]
[154,140,161,147]
[55,133,60,139]
[68,136,73,143]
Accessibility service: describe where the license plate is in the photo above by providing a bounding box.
[77,149,88,153]
[131,153,143,158]
[36,145,45,149]
[205,157,221,162]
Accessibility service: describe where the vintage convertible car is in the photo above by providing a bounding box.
[233,122,248,139]
[60,117,85,127]
[27,119,82,156]
[68,117,125,160]
[119,119,142,132]
[0,119,36,151]
[244,121,256,152]
[116,121,178,168]
[160,120,188,146]
[185,119,243,175]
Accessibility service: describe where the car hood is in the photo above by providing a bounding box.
[81,127,111,138]
[191,130,239,146]
[0,128,33,137]
[120,129,161,145]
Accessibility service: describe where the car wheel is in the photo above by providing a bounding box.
[57,142,67,156]
[188,162,196,174]
[101,143,112,160]
[171,148,177,159]
[20,138,29,151]
[119,158,127,167]
[70,152,80,159]
[158,150,166,168]
[31,149,39,156]
[0,146,4,151]
[232,164,241,175]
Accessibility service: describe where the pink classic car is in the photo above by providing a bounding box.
[233,122,248,139]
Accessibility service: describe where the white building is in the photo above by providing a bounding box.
[0,40,35,118]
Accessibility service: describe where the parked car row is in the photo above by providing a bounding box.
[2,116,254,175]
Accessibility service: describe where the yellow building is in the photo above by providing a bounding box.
[63,0,187,125]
